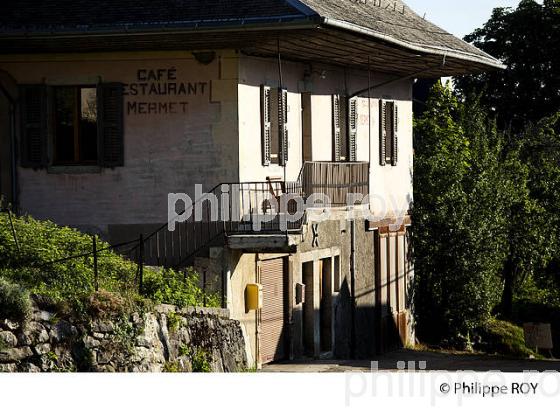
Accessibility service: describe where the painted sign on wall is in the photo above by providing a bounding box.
[124,67,209,115]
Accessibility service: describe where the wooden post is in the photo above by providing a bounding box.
[93,236,98,292]
[138,234,144,295]
[221,268,226,309]
[203,269,207,307]
[7,209,20,252]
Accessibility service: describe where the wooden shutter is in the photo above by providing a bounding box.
[391,103,398,166]
[379,100,386,166]
[278,88,288,166]
[332,94,341,162]
[348,97,358,162]
[261,85,272,166]
[97,83,124,167]
[20,85,48,168]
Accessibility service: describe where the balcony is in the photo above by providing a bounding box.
[138,161,370,266]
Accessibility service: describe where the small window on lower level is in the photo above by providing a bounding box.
[54,86,98,165]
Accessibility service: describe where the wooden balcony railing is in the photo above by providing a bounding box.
[298,161,369,206]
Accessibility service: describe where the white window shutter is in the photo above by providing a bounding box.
[392,102,398,166]
[279,88,289,166]
[332,94,341,162]
[379,100,387,166]
[348,97,358,162]
[261,85,271,166]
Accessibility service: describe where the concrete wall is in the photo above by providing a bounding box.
[0,51,240,236]
[296,213,376,358]
[0,91,11,204]
[225,251,259,367]
[0,70,17,207]
[222,214,413,364]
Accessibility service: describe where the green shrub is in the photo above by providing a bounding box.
[0,212,219,312]
[0,212,137,302]
[191,349,212,373]
[162,361,181,372]
[474,318,539,359]
[0,277,31,322]
[511,279,560,357]
[166,311,183,332]
[143,268,220,308]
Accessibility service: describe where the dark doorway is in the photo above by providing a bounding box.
[320,258,333,353]
[302,261,314,356]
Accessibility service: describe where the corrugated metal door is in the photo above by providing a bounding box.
[260,257,287,364]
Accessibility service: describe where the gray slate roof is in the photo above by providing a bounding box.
[299,0,502,68]
[0,0,503,70]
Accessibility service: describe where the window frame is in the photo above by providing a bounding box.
[51,84,99,166]
[380,99,398,167]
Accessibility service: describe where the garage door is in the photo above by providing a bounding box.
[260,257,287,364]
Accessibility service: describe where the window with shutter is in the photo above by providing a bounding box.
[392,103,398,166]
[97,83,124,167]
[332,94,341,162]
[379,100,398,166]
[278,88,288,166]
[385,101,394,164]
[348,97,358,162]
[261,86,285,165]
[379,100,387,166]
[20,85,47,168]
[261,85,272,166]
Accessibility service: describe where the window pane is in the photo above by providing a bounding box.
[79,87,98,161]
[54,87,76,163]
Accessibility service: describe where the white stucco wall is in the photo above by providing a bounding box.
[0,51,240,233]
[237,55,413,219]
[1,51,413,233]
[238,57,304,182]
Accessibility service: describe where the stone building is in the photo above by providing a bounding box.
[0,0,502,367]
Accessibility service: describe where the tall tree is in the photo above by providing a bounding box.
[413,83,507,345]
[455,0,560,132]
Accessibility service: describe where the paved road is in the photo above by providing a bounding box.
[262,349,560,372]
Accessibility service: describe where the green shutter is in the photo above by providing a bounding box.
[20,85,48,168]
[97,82,124,167]
[261,85,272,166]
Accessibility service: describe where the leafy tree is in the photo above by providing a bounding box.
[509,114,560,307]
[455,0,560,132]
[413,83,508,345]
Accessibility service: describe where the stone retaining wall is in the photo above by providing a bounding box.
[0,298,248,372]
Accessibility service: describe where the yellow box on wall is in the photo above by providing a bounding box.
[245,283,263,311]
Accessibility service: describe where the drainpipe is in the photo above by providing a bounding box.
[0,84,17,213]
[350,219,356,358]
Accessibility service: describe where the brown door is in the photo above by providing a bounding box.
[260,257,287,364]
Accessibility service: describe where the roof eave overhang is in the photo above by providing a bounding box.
[0,16,321,39]
[321,17,506,72]
[0,15,506,76]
